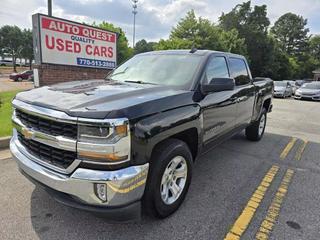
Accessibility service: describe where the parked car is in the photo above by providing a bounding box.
[0,60,14,66]
[294,82,320,101]
[9,70,33,81]
[28,74,34,82]
[0,60,25,66]
[295,80,305,88]
[287,80,297,95]
[273,81,292,98]
[10,50,273,221]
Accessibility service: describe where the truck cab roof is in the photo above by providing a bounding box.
[138,49,245,59]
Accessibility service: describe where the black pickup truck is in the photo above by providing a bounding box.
[10,50,273,221]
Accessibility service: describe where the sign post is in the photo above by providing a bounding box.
[32,14,117,86]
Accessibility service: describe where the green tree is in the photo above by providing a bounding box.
[95,22,133,64]
[309,35,320,61]
[21,29,34,69]
[160,10,246,56]
[219,1,272,77]
[155,38,193,50]
[0,25,23,72]
[271,13,310,57]
[134,39,156,54]
[170,10,198,41]
[219,29,247,56]
[256,36,291,80]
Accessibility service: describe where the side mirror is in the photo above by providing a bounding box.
[201,78,235,94]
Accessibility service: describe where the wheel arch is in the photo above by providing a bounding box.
[131,105,202,165]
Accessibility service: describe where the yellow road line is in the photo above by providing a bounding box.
[280,138,297,160]
[295,140,308,161]
[224,165,280,240]
[255,169,295,240]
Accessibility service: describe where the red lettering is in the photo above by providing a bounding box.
[65,40,73,52]
[86,45,93,55]
[93,46,100,56]
[45,36,83,53]
[56,38,64,51]
[45,35,55,49]
[74,42,81,53]
[42,16,116,43]
[108,47,113,58]
[96,31,102,39]
[100,46,107,57]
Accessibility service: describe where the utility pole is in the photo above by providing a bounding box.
[48,0,52,16]
[132,0,138,48]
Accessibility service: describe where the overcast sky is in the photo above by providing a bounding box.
[1,0,320,46]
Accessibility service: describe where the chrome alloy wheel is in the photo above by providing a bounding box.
[258,114,266,136]
[160,156,188,205]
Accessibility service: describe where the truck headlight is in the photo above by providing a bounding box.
[77,122,130,164]
[78,124,127,144]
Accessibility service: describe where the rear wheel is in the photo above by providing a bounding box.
[245,108,267,141]
[143,139,193,218]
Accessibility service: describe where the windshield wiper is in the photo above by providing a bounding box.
[124,80,158,85]
[105,67,129,81]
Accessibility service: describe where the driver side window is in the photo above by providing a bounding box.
[204,56,229,84]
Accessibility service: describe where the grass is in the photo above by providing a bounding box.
[0,90,20,137]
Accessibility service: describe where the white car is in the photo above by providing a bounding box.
[295,82,320,101]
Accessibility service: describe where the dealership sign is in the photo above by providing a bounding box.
[32,14,117,69]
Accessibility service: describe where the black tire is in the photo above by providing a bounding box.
[245,108,267,141]
[143,139,193,218]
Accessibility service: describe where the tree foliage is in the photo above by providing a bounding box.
[0,25,23,71]
[156,10,247,56]
[21,29,34,69]
[1,4,319,80]
[219,2,272,77]
[134,39,156,54]
[309,35,320,61]
[271,13,309,57]
[95,21,133,64]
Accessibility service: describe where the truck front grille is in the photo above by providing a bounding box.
[18,132,76,169]
[16,109,77,139]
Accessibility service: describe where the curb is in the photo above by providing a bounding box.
[0,136,11,149]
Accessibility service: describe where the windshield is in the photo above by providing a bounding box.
[107,54,202,87]
[274,81,287,87]
[301,83,320,89]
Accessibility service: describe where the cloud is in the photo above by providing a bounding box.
[0,0,319,46]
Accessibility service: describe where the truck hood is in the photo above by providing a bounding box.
[15,79,195,119]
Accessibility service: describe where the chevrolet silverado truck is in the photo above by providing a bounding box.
[10,50,273,221]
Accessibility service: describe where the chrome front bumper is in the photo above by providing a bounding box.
[10,134,149,207]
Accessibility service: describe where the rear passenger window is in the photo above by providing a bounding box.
[229,58,250,86]
[204,57,229,84]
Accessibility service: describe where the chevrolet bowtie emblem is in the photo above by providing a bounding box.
[21,128,33,140]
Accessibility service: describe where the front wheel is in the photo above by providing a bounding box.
[245,108,267,141]
[143,139,193,218]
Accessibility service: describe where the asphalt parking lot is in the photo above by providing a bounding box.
[0,98,319,240]
[0,77,34,92]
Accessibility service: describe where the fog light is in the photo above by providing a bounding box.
[95,183,107,202]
